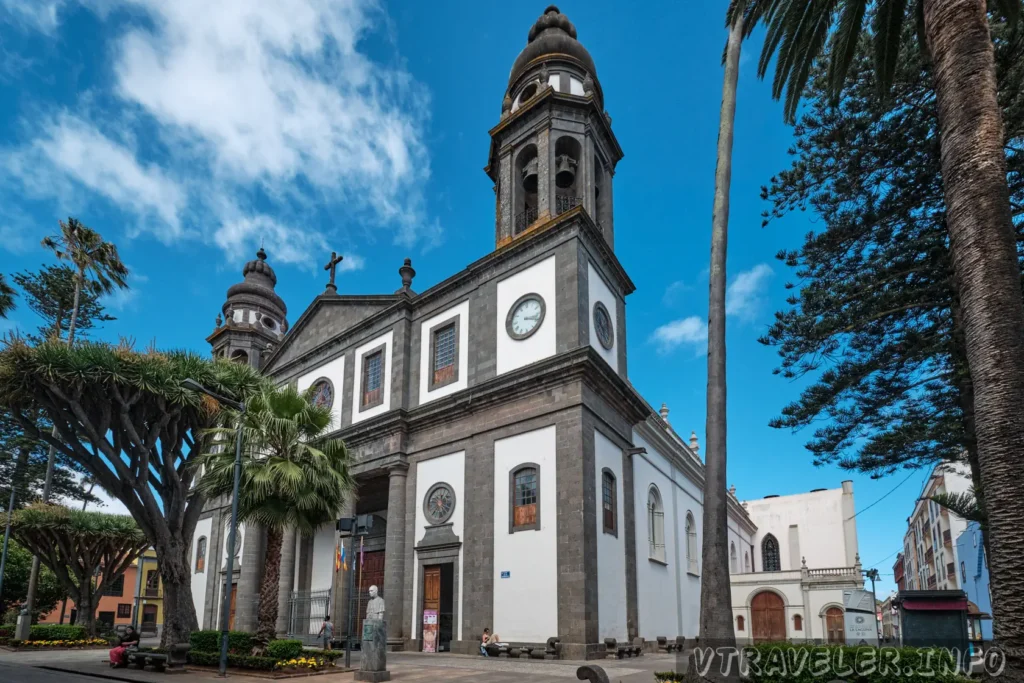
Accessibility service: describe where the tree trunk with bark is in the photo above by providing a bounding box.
[75,586,96,637]
[923,0,1024,678]
[254,526,284,651]
[155,536,199,649]
[696,14,743,682]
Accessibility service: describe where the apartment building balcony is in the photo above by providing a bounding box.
[947,562,957,581]
[928,574,937,589]
[943,529,952,547]
[925,547,934,564]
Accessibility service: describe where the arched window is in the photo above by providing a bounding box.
[730,542,738,574]
[762,533,781,572]
[736,615,745,632]
[647,486,665,563]
[744,551,751,572]
[685,512,698,574]
[510,464,540,532]
[601,469,617,536]
[195,537,207,573]
[230,349,249,364]
[794,614,803,631]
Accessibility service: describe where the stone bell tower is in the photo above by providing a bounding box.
[486,5,622,250]
[206,247,289,370]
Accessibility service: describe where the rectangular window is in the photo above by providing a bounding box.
[601,470,617,536]
[361,348,385,409]
[511,466,540,532]
[102,575,125,597]
[429,319,459,390]
[117,603,132,619]
[145,569,160,597]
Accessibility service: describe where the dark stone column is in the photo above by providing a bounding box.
[235,524,264,633]
[383,463,409,643]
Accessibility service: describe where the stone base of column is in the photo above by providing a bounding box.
[354,673,391,682]
[357,618,389,681]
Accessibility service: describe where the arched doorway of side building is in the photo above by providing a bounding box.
[751,591,786,643]
[825,606,846,643]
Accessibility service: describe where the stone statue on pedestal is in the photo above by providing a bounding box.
[355,585,390,682]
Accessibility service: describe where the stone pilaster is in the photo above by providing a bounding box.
[537,127,551,221]
[383,464,409,643]
[235,524,264,633]
[276,525,297,636]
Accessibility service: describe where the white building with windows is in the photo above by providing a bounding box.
[727,483,865,644]
[900,463,972,592]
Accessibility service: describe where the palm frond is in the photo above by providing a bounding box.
[0,274,15,319]
[928,490,984,524]
[828,0,869,99]
[872,0,909,95]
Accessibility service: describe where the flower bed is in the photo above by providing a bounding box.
[2,638,109,650]
[186,632,343,678]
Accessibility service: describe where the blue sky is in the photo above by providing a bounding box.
[0,0,926,594]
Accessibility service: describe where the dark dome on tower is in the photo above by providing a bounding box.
[508,5,597,89]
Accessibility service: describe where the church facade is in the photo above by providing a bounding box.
[186,6,862,659]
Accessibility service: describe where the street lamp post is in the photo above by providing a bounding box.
[182,379,245,678]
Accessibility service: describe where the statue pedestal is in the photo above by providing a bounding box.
[355,619,390,682]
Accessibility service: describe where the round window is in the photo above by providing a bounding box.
[261,316,277,330]
[310,378,334,410]
[423,483,456,525]
[593,301,614,350]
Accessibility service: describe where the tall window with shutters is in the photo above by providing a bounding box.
[510,465,540,532]
[762,533,781,572]
[647,485,665,563]
[429,319,459,390]
[730,542,738,574]
[685,512,698,574]
[601,469,617,536]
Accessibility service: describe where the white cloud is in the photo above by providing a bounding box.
[2,0,435,265]
[725,263,773,320]
[0,0,65,33]
[650,316,708,354]
[662,280,691,307]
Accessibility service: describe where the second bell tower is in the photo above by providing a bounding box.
[486,5,623,250]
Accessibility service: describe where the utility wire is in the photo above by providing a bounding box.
[845,469,918,521]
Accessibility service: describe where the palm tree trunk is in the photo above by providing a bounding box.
[254,526,284,651]
[697,13,742,676]
[923,0,1024,677]
[67,269,82,346]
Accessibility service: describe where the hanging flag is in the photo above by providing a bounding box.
[335,541,342,572]
[340,542,347,571]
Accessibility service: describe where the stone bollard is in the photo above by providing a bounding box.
[166,643,190,675]
[576,664,611,683]
[354,619,390,682]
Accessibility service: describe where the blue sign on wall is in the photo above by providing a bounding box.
[500,571,510,579]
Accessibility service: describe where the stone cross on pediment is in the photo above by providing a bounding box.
[324,251,344,294]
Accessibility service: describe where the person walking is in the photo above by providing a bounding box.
[318,616,334,651]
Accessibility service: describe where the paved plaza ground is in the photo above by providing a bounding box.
[0,647,682,682]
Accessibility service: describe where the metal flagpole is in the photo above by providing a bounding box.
[344,526,357,669]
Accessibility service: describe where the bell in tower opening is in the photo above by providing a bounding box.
[486,5,622,249]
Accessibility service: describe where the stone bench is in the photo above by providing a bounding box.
[545,637,561,660]
[604,638,641,659]
[657,636,679,652]
[127,651,168,672]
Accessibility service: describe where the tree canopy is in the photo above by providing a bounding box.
[10,505,148,635]
[0,540,65,622]
[0,274,14,319]
[760,25,1024,476]
[12,265,116,343]
[0,339,266,644]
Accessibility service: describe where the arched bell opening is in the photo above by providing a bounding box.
[554,136,582,215]
[593,154,612,234]
[514,144,539,235]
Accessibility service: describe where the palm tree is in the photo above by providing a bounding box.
[698,10,745,671]
[730,0,1024,674]
[196,384,353,649]
[0,274,14,318]
[42,217,129,346]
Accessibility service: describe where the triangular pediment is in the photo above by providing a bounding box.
[264,295,401,371]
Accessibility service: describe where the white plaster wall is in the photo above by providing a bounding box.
[351,330,394,425]
[730,576,804,641]
[569,76,584,96]
[493,426,558,642]
[190,517,212,622]
[809,587,847,641]
[496,256,557,375]
[548,73,560,90]
[310,525,336,592]
[631,432,679,640]
[587,262,619,372]
[418,301,470,406]
[670,455,702,638]
[297,355,345,431]
[743,488,848,571]
[594,430,626,641]
[411,451,466,640]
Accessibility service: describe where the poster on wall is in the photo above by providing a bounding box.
[843,589,880,646]
[422,609,439,653]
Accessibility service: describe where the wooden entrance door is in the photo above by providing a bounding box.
[142,604,158,635]
[751,591,786,643]
[228,584,237,630]
[354,550,386,638]
[826,607,845,643]
[422,566,441,651]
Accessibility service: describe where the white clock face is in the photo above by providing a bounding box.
[509,296,544,339]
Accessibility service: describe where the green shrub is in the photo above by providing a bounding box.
[189,630,254,655]
[266,639,303,661]
[186,650,277,671]
[0,626,12,638]
[657,644,969,683]
[28,624,86,641]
